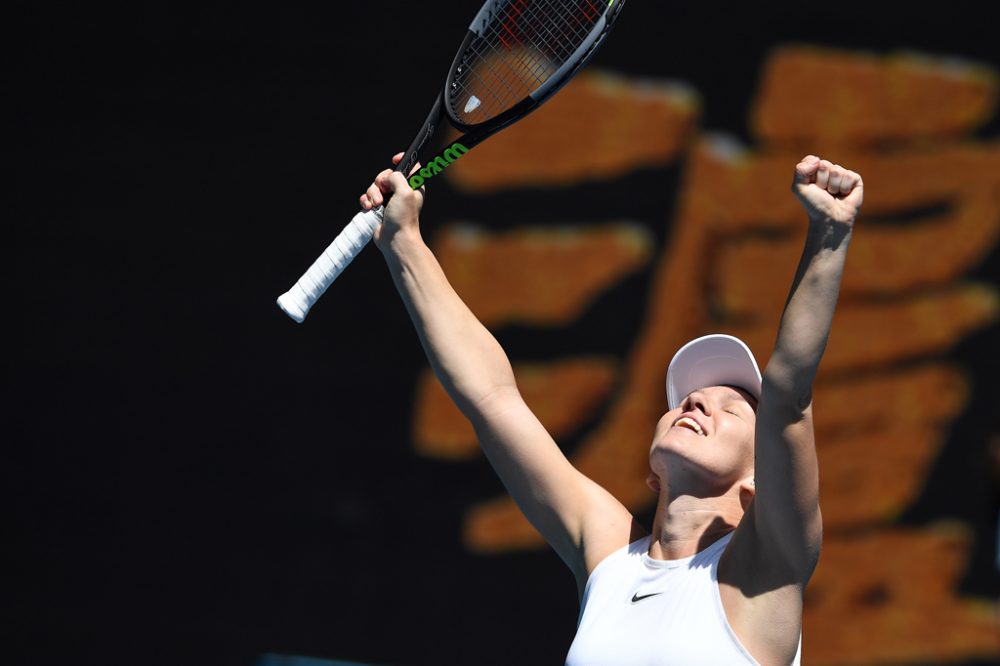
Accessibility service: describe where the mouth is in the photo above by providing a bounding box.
[673,416,705,436]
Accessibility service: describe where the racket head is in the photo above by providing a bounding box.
[443,0,627,131]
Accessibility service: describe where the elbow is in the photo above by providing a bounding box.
[465,383,524,423]
[803,505,824,577]
[760,372,814,415]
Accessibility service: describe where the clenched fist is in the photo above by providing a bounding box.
[792,155,864,227]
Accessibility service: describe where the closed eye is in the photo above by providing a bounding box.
[725,404,751,419]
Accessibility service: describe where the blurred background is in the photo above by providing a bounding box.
[10,2,1000,665]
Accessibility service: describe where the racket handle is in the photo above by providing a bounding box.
[276,206,384,322]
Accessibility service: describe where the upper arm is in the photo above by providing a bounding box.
[718,383,821,662]
[470,386,637,586]
[739,377,823,582]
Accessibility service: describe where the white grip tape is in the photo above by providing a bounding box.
[276,207,383,322]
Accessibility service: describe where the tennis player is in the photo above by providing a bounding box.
[360,154,862,665]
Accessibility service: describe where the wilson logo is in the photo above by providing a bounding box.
[408,142,469,189]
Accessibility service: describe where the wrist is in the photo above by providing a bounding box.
[380,225,427,262]
[806,217,853,251]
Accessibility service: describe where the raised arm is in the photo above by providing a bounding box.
[363,155,635,586]
[751,155,863,579]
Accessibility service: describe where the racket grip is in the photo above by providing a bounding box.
[276,206,384,322]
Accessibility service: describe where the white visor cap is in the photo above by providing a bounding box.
[666,334,763,410]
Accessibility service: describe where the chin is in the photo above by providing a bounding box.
[647,441,678,476]
[648,442,742,491]
[650,432,694,459]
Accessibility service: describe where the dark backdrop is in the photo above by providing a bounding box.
[11,3,1000,665]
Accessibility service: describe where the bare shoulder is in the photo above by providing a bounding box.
[573,478,648,595]
[717,513,809,665]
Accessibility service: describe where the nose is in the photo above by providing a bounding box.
[683,390,711,415]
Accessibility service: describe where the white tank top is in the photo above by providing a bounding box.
[565,532,802,665]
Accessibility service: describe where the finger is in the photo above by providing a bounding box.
[367,182,384,208]
[840,170,859,195]
[359,185,377,209]
[382,171,412,195]
[361,169,393,208]
[408,161,422,178]
[793,155,820,184]
[827,165,843,195]
[843,175,864,209]
[816,159,832,190]
[388,171,426,207]
[392,152,404,165]
[373,168,396,195]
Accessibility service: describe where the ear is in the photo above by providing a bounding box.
[646,472,661,494]
[738,476,755,512]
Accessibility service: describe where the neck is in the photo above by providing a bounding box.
[647,487,743,561]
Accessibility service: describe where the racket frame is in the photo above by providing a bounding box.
[397,0,626,188]
[276,0,626,322]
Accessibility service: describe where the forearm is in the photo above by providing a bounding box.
[765,220,852,405]
[382,229,518,416]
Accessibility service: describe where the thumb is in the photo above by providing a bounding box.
[390,152,423,179]
[375,169,410,195]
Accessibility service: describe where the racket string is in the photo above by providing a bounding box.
[450,0,603,123]
[463,2,549,111]
[456,13,582,120]
[475,0,592,100]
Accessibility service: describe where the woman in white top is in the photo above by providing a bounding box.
[359,154,863,664]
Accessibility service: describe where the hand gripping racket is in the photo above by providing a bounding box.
[276,0,627,322]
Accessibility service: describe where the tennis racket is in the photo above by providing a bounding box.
[277,0,627,323]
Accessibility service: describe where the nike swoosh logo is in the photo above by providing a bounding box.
[630,591,663,603]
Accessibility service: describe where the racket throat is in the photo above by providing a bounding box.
[407,142,470,189]
[404,92,539,190]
